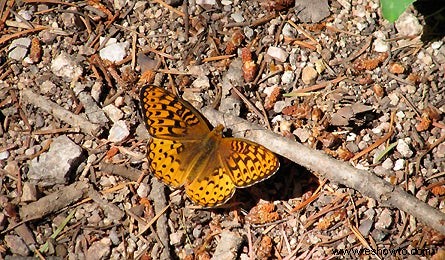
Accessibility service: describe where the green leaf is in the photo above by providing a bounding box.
[381,0,416,22]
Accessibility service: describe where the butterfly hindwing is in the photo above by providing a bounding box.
[185,165,236,207]
[219,138,280,187]
[148,138,189,188]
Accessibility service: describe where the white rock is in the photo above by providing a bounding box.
[108,120,130,142]
[231,12,244,23]
[346,133,357,142]
[103,104,124,123]
[395,12,422,37]
[99,38,129,62]
[266,46,288,62]
[374,38,390,52]
[393,159,405,171]
[381,158,394,170]
[431,41,443,50]
[396,139,413,158]
[281,70,295,84]
[0,150,10,160]
[136,183,150,198]
[170,231,185,246]
[388,92,399,106]
[51,52,83,81]
[196,0,217,6]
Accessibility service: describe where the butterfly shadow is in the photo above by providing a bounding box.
[232,157,320,211]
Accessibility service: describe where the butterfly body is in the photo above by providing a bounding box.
[140,85,279,207]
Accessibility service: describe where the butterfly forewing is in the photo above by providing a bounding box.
[140,85,211,140]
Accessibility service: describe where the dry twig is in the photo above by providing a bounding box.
[202,107,445,235]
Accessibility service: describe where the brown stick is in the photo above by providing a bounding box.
[19,181,89,220]
[20,89,102,136]
[201,107,445,235]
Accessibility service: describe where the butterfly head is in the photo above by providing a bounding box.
[213,124,225,135]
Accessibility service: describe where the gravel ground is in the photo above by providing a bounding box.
[1,0,445,259]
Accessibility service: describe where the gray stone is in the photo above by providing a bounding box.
[5,235,30,256]
[21,182,38,202]
[211,231,243,260]
[86,238,111,260]
[78,92,109,125]
[295,0,330,23]
[8,38,31,61]
[28,136,83,186]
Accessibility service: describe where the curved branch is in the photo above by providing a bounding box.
[202,107,445,235]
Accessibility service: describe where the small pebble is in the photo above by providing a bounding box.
[108,120,130,143]
[381,158,394,170]
[301,66,318,85]
[396,139,413,158]
[395,12,423,37]
[99,38,129,62]
[293,128,311,143]
[231,12,244,23]
[40,80,57,94]
[51,52,83,81]
[170,231,185,246]
[393,159,405,171]
[0,150,10,160]
[282,23,297,38]
[266,47,288,62]
[86,238,111,259]
[103,104,124,123]
[136,183,150,198]
[8,38,31,61]
[375,209,393,229]
[273,101,287,113]
[281,70,295,84]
